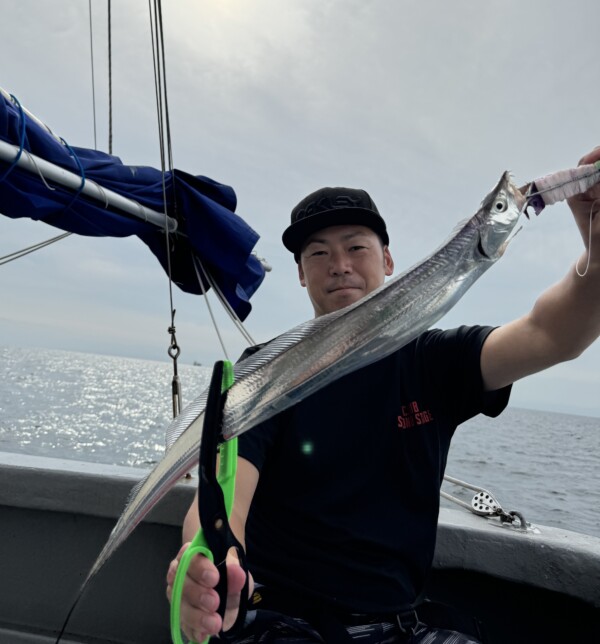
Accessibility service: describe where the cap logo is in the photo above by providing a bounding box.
[295,193,364,222]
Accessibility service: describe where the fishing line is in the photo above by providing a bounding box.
[522,166,599,278]
[575,199,598,278]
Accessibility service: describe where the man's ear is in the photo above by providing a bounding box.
[383,246,394,276]
[298,261,306,287]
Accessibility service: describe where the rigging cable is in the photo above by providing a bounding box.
[192,258,232,361]
[148,0,182,417]
[193,257,256,348]
[88,0,98,150]
[148,0,258,375]
[0,232,72,266]
[108,0,113,154]
[441,475,529,530]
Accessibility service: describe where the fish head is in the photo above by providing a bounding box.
[477,171,526,260]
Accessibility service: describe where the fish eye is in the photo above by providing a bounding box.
[494,197,507,212]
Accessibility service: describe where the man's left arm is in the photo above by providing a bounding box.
[482,146,600,392]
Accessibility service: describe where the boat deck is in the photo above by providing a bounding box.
[0,452,598,643]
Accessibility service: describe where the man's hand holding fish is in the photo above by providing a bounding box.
[481,146,600,394]
[570,146,600,262]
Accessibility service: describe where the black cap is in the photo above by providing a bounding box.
[282,187,389,259]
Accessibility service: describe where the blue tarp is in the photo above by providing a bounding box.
[0,92,265,320]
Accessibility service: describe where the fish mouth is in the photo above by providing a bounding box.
[476,235,491,259]
[509,181,527,212]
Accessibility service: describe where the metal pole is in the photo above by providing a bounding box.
[0,140,177,233]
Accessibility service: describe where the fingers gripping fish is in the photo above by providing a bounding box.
[522,161,600,215]
[56,164,600,637]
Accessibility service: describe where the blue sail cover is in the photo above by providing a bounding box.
[0,92,265,320]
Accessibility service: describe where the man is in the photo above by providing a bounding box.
[167,147,600,643]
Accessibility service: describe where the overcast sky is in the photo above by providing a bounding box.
[1,0,599,417]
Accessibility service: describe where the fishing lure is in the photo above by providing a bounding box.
[523,160,600,276]
[523,160,600,215]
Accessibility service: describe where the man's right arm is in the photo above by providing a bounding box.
[166,456,260,642]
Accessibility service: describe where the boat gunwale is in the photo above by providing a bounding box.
[1,450,598,608]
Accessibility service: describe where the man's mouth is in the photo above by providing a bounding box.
[328,285,359,293]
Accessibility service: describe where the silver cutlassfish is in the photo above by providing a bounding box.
[63,160,600,617]
[78,172,526,590]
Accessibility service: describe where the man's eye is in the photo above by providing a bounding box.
[350,245,366,251]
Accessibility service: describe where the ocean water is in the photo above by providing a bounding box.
[1,346,599,538]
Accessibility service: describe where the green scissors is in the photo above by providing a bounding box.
[170,360,249,643]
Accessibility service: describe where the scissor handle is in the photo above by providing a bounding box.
[170,538,214,644]
[170,361,248,644]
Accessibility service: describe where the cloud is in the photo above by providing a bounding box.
[1,0,599,416]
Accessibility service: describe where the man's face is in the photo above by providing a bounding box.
[298,225,394,317]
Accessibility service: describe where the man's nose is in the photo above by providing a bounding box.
[329,251,352,275]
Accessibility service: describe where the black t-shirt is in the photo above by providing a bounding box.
[237,325,510,615]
